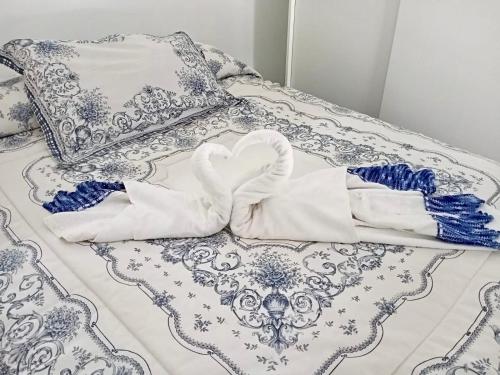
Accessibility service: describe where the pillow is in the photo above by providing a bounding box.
[0,76,38,137]
[0,39,262,80]
[196,43,261,81]
[0,32,234,163]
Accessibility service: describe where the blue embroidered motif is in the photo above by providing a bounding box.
[347,165,500,249]
[43,180,124,213]
[348,163,436,195]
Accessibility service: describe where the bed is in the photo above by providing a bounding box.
[0,48,499,375]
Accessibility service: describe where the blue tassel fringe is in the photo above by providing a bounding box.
[349,163,499,250]
[424,194,500,249]
[348,163,436,195]
[43,181,125,213]
[424,194,484,214]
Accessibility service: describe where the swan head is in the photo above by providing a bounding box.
[232,129,292,159]
[191,142,233,191]
[193,142,233,161]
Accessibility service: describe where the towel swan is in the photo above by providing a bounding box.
[230,129,359,242]
[44,143,233,242]
[230,130,500,249]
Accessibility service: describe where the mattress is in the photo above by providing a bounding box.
[0,74,499,375]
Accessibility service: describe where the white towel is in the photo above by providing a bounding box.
[230,130,500,250]
[45,143,233,242]
[229,130,358,242]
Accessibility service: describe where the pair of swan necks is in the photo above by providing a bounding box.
[195,129,294,235]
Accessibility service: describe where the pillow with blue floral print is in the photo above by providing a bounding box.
[0,76,38,137]
[0,32,235,163]
[196,43,261,81]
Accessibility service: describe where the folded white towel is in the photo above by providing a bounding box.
[230,130,500,250]
[45,143,233,242]
[229,130,358,242]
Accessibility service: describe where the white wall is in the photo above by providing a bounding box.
[0,0,287,83]
[290,0,400,117]
[380,0,500,161]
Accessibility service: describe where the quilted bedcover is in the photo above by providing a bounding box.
[0,75,499,375]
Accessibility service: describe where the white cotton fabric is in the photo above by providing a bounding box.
[45,143,233,242]
[229,130,358,242]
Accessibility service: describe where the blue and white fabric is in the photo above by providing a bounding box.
[0,75,38,137]
[196,43,262,81]
[1,33,234,163]
[42,129,500,250]
[0,51,499,375]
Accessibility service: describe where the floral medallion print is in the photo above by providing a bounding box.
[0,76,38,137]
[10,33,232,162]
[0,208,150,375]
[413,282,500,375]
[87,228,463,374]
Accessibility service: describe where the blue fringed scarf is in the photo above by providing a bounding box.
[349,164,499,249]
[43,181,125,213]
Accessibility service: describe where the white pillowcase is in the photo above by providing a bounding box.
[1,32,234,163]
[0,76,37,137]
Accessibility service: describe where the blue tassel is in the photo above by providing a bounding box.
[424,194,484,214]
[43,181,125,213]
[432,214,500,249]
[424,194,500,249]
[348,163,436,195]
[437,212,494,227]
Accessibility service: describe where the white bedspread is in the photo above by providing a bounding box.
[0,75,499,375]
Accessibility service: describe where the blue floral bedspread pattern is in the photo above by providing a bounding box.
[86,230,461,374]
[2,77,500,374]
[413,281,500,375]
[0,206,150,375]
[0,128,43,153]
